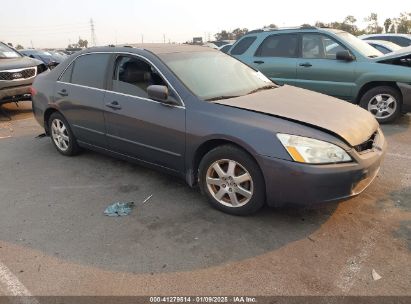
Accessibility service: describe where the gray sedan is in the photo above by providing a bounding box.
[31,45,386,215]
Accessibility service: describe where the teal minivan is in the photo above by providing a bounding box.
[229,26,411,123]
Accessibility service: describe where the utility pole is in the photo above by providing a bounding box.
[141,34,144,44]
[163,34,166,43]
[90,18,97,46]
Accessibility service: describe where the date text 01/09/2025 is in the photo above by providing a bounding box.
[149,296,257,303]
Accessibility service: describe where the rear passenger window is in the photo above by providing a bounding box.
[230,36,256,55]
[71,54,111,89]
[255,34,298,58]
[59,62,73,83]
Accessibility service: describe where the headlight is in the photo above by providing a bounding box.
[277,134,352,164]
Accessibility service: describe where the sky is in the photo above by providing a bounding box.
[0,0,409,48]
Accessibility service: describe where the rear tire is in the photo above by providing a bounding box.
[359,86,401,123]
[48,112,80,156]
[199,145,265,215]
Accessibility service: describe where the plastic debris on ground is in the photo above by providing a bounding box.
[104,201,135,217]
[372,269,382,281]
[142,194,153,204]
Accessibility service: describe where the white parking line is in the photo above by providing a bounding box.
[0,261,39,304]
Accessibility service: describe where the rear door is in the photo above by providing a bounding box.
[295,33,356,100]
[103,54,186,172]
[54,53,111,147]
[249,33,299,85]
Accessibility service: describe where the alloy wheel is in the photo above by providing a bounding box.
[51,118,70,152]
[368,94,397,119]
[206,159,253,208]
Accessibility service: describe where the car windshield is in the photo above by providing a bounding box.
[160,51,275,100]
[336,32,383,58]
[0,43,21,59]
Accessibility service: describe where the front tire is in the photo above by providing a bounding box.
[48,112,80,156]
[359,86,402,123]
[199,145,265,215]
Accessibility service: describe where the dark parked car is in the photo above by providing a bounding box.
[20,49,63,69]
[0,42,47,105]
[31,45,386,215]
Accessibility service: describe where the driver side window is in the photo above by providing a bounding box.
[112,56,167,99]
[112,55,179,104]
[302,34,347,60]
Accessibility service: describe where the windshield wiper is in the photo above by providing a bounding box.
[205,95,240,101]
[246,85,276,95]
[368,55,379,58]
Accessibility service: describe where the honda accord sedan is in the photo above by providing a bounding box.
[31,45,387,215]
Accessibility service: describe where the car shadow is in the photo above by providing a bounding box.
[0,131,339,274]
[0,101,33,121]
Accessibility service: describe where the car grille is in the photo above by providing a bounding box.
[0,67,37,81]
[354,131,377,153]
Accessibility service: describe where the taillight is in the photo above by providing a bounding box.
[30,86,37,96]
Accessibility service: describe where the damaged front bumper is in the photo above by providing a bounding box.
[258,129,387,207]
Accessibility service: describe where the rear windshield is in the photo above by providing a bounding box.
[0,43,21,59]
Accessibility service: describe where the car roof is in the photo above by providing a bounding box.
[243,26,346,37]
[79,44,216,56]
[360,33,411,38]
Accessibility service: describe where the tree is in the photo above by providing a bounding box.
[214,30,231,41]
[364,13,383,34]
[314,16,359,35]
[15,44,24,50]
[231,28,248,40]
[395,12,411,34]
[78,38,88,48]
[263,23,278,29]
[315,21,328,28]
[384,18,392,33]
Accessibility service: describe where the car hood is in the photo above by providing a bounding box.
[214,85,378,147]
[373,46,411,62]
[0,56,41,70]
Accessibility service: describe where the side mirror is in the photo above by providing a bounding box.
[336,50,355,61]
[147,85,170,103]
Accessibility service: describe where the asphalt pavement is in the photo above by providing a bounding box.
[0,101,409,298]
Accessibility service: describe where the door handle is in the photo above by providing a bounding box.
[57,89,68,96]
[299,62,312,67]
[105,101,122,110]
[254,60,265,64]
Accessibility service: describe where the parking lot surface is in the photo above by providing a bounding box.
[0,102,410,297]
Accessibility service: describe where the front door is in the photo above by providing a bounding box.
[295,33,356,100]
[103,55,186,172]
